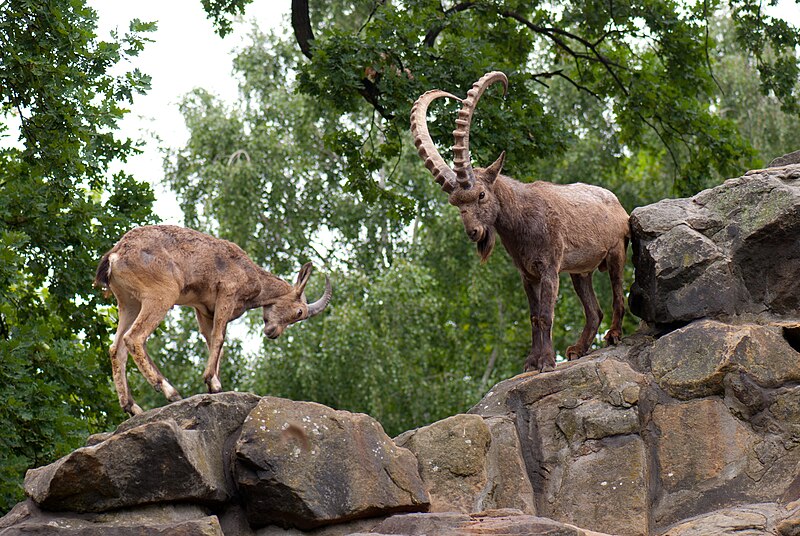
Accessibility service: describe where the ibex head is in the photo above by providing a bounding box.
[410,71,509,262]
[263,262,332,339]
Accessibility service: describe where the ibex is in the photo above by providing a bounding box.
[94,225,331,415]
[411,72,630,372]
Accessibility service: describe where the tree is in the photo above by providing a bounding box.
[0,0,156,511]
[203,0,799,196]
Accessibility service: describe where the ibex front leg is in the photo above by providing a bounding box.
[522,272,559,372]
[197,302,232,394]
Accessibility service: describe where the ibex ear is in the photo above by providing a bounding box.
[485,151,506,184]
[295,262,314,293]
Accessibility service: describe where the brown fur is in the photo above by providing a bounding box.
[412,73,630,373]
[94,225,331,415]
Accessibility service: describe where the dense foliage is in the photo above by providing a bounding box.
[0,0,156,511]
[1,0,798,515]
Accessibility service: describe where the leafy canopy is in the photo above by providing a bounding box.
[0,0,156,512]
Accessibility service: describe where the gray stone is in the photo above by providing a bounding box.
[630,166,800,325]
[395,413,535,515]
[470,356,649,536]
[0,500,222,535]
[648,320,800,400]
[234,397,429,530]
[25,419,230,512]
[366,510,605,535]
[769,150,800,168]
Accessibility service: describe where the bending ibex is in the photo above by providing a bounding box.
[411,72,629,372]
[95,225,331,415]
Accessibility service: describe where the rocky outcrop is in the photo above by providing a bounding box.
[3,164,800,535]
[4,393,431,535]
[629,163,800,325]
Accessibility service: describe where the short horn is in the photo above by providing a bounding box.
[411,89,461,193]
[452,71,509,189]
[307,274,332,317]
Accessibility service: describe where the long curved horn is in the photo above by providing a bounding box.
[411,89,462,193]
[307,274,332,317]
[452,71,509,189]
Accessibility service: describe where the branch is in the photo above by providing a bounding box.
[531,70,601,100]
[424,1,477,47]
[291,0,391,119]
[291,0,314,60]
[501,9,629,95]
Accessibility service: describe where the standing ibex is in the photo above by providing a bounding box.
[411,72,629,372]
[95,225,331,415]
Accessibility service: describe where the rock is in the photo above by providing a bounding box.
[394,414,491,513]
[0,499,223,535]
[647,320,800,400]
[364,509,611,535]
[651,399,760,525]
[630,166,800,325]
[770,150,800,168]
[470,356,649,536]
[24,419,231,512]
[482,416,537,514]
[395,413,535,515]
[24,392,260,513]
[233,396,429,530]
[659,503,787,536]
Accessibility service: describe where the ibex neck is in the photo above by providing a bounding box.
[493,175,548,238]
[255,270,294,306]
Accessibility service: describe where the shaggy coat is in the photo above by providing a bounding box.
[412,72,630,371]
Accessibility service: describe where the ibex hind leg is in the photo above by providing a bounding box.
[604,241,627,346]
[110,296,144,415]
[122,297,182,404]
[566,272,603,360]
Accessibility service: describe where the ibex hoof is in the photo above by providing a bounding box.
[565,345,585,361]
[161,381,182,402]
[604,330,622,346]
[207,377,222,393]
[124,403,144,416]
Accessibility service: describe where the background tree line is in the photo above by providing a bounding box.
[1,0,798,513]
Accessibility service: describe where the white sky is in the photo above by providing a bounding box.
[88,0,291,223]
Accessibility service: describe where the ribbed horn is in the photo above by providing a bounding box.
[452,71,509,189]
[410,89,461,193]
[307,275,332,317]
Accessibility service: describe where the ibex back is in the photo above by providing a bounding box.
[95,225,331,415]
[411,72,629,372]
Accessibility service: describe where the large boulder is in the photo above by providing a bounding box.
[646,320,800,400]
[659,501,800,536]
[395,413,535,514]
[24,393,260,512]
[233,397,429,530]
[469,354,650,536]
[629,164,800,325]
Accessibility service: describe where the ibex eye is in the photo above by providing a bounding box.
[297,309,303,318]
[479,192,486,200]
